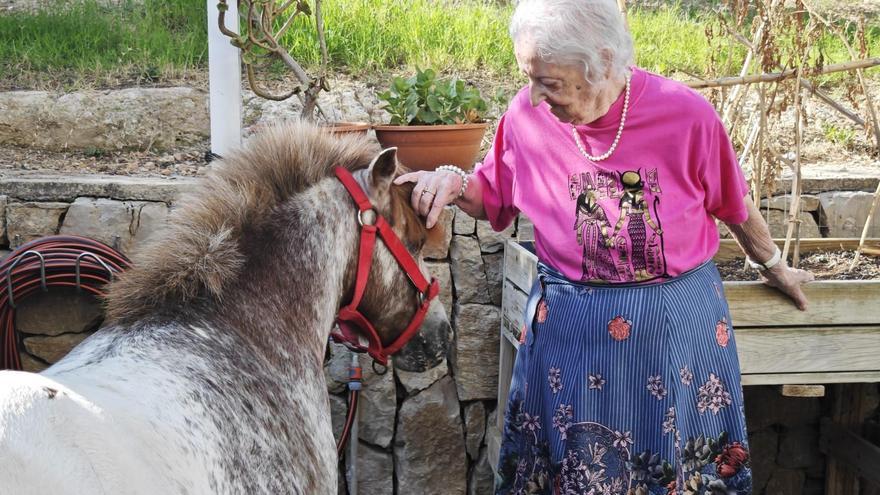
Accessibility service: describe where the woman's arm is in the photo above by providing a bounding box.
[724,195,815,310]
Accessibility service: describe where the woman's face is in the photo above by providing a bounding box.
[514,36,604,125]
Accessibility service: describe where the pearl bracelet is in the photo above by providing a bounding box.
[436,165,470,199]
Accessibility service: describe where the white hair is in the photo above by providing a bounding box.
[509,0,634,83]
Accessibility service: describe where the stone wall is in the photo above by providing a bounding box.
[1,175,879,494]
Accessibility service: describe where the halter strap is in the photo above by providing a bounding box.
[331,167,439,366]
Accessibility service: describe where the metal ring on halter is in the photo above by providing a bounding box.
[372,360,389,376]
[75,252,116,292]
[357,208,377,227]
[5,250,47,309]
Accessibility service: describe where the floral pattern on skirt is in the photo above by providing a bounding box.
[496,262,752,495]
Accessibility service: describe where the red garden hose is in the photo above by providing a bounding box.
[1,235,131,370]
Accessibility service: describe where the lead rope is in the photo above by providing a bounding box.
[333,350,361,493]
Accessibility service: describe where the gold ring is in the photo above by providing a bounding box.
[421,190,436,197]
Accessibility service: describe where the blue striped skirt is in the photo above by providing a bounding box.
[496,261,752,495]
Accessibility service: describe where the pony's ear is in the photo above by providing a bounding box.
[369,147,399,189]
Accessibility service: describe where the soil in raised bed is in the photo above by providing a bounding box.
[716,249,880,281]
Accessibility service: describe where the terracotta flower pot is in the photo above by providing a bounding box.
[321,121,372,135]
[372,122,489,171]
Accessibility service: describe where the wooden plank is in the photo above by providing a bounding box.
[725,281,880,327]
[778,384,825,397]
[741,371,880,386]
[503,240,538,293]
[500,280,527,347]
[487,423,502,475]
[735,326,880,374]
[825,384,876,494]
[714,238,880,262]
[496,336,517,433]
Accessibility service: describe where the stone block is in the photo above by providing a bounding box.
[717,209,820,239]
[22,332,91,364]
[802,477,825,495]
[760,194,821,212]
[468,447,495,495]
[135,201,172,246]
[777,426,822,470]
[453,207,476,236]
[764,467,805,495]
[5,201,69,247]
[452,304,501,401]
[19,353,48,373]
[747,428,779,493]
[395,376,467,495]
[425,261,453,322]
[423,208,453,260]
[450,236,492,305]
[358,361,395,448]
[0,175,194,203]
[476,219,515,254]
[516,214,535,241]
[0,88,209,151]
[396,358,448,395]
[59,198,170,255]
[15,288,103,336]
[464,401,486,460]
[355,442,394,495]
[819,191,880,237]
[483,252,504,307]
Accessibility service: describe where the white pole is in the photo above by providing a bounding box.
[207,0,242,156]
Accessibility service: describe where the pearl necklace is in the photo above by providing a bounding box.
[571,74,631,162]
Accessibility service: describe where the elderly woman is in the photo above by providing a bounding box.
[396,0,813,493]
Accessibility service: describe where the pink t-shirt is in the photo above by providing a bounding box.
[474,67,749,283]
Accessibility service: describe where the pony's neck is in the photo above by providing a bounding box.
[217,175,363,371]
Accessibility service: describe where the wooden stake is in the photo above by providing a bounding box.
[617,0,628,28]
[684,58,880,89]
[726,22,867,127]
[722,11,771,127]
[782,66,804,267]
[753,83,766,206]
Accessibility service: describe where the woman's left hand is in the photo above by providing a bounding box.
[759,264,815,311]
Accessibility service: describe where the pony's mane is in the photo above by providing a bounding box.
[104,120,387,323]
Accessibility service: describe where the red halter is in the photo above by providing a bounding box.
[330,167,439,366]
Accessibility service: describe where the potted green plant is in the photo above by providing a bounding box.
[374,68,490,171]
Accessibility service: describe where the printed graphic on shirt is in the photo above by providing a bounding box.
[571,169,668,282]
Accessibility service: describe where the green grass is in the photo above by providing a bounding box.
[0,0,207,88]
[1,0,877,90]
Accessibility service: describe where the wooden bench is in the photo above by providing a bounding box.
[488,238,880,493]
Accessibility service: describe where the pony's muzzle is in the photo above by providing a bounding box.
[392,299,450,372]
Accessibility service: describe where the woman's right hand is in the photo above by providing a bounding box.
[393,170,463,228]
